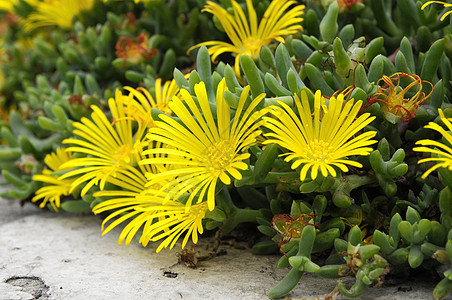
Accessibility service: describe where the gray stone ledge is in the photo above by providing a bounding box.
[0,192,446,299]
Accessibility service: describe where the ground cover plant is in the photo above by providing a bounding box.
[1,0,452,298]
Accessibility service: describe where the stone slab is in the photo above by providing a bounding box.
[0,192,445,299]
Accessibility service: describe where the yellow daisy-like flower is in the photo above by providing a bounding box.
[103,0,160,3]
[264,90,377,181]
[123,77,180,122]
[32,148,75,211]
[0,0,18,12]
[92,169,157,246]
[92,142,174,246]
[93,163,207,252]
[22,0,95,31]
[140,201,208,253]
[188,0,305,76]
[95,192,208,253]
[413,109,452,178]
[141,78,267,211]
[59,89,148,196]
[422,1,452,21]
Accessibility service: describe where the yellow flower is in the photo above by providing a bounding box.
[0,0,18,12]
[123,77,180,121]
[422,1,452,21]
[140,201,208,253]
[364,72,433,124]
[103,0,160,3]
[95,192,208,253]
[264,90,377,181]
[59,89,148,196]
[32,148,75,211]
[188,0,304,76]
[22,0,95,31]
[141,79,267,211]
[93,163,207,252]
[413,109,452,178]
[92,169,157,246]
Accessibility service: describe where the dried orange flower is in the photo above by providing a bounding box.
[271,213,318,250]
[321,0,364,13]
[364,72,433,124]
[115,32,157,64]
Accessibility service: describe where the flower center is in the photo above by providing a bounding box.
[306,139,335,163]
[156,102,172,116]
[242,37,262,59]
[386,92,405,112]
[204,140,234,174]
[189,202,209,219]
[113,144,132,165]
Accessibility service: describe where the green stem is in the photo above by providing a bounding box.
[222,208,262,233]
[263,171,300,183]
[234,208,262,224]
[345,174,377,191]
[337,279,368,298]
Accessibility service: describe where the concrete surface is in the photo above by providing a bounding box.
[0,191,447,299]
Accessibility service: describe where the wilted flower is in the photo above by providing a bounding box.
[271,213,317,250]
[115,32,157,64]
[321,0,364,13]
[364,72,433,124]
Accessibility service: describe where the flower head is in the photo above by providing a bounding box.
[32,148,75,211]
[93,169,208,252]
[271,213,317,251]
[92,167,160,247]
[123,77,180,120]
[103,0,160,3]
[90,127,206,251]
[422,1,452,21]
[141,79,266,211]
[364,72,433,124]
[188,0,304,76]
[0,0,18,12]
[264,90,377,181]
[59,89,148,196]
[140,201,208,253]
[115,32,157,65]
[413,109,452,178]
[22,0,95,31]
